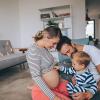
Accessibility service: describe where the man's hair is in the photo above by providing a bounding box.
[56,36,72,51]
[72,51,91,67]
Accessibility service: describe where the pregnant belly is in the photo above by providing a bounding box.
[42,69,59,89]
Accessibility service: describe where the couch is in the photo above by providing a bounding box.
[72,38,94,45]
[0,40,27,70]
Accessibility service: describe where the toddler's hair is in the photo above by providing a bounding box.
[72,51,91,67]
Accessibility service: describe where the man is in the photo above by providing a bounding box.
[56,36,100,100]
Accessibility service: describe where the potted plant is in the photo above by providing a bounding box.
[47,20,58,27]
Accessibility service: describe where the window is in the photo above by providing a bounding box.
[86,20,95,38]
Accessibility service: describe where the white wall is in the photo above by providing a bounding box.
[0,0,86,47]
[0,0,20,47]
[71,0,86,39]
[19,0,86,47]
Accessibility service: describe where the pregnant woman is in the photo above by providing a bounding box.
[26,26,71,100]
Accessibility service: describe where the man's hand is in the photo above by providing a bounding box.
[85,91,93,100]
[72,92,93,100]
[72,92,85,100]
[97,80,100,91]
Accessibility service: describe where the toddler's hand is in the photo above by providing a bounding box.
[72,76,76,85]
[53,66,60,70]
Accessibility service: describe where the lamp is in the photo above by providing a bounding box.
[86,9,91,21]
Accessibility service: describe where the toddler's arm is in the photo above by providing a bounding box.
[59,66,75,75]
[84,74,97,95]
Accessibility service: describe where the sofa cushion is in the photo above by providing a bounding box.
[0,53,26,70]
[72,38,89,45]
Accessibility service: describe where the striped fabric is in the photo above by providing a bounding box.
[26,43,55,100]
[60,66,97,95]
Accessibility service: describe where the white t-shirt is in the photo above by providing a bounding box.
[83,45,100,82]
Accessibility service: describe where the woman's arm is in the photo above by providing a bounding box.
[26,48,55,100]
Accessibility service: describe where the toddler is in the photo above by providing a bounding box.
[55,51,97,99]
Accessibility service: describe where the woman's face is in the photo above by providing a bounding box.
[44,37,60,49]
[60,44,76,57]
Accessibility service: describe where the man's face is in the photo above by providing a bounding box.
[60,44,77,57]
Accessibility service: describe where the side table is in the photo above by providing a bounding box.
[18,48,28,70]
[19,48,28,53]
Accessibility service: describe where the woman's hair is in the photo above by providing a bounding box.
[56,36,72,51]
[72,51,91,67]
[34,26,62,41]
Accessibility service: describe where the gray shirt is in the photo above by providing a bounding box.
[26,43,55,100]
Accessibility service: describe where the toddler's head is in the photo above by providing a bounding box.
[72,51,91,71]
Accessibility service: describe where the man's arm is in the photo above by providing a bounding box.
[96,64,100,74]
[91,46,100,74]
[96,64,100,91]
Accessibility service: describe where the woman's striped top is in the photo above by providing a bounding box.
[26,43,55,100]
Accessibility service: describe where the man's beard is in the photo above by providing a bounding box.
[71,47,78,58]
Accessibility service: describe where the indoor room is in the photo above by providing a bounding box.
[0,0,100,100]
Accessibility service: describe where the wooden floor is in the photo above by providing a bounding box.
[0,66,32,100]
